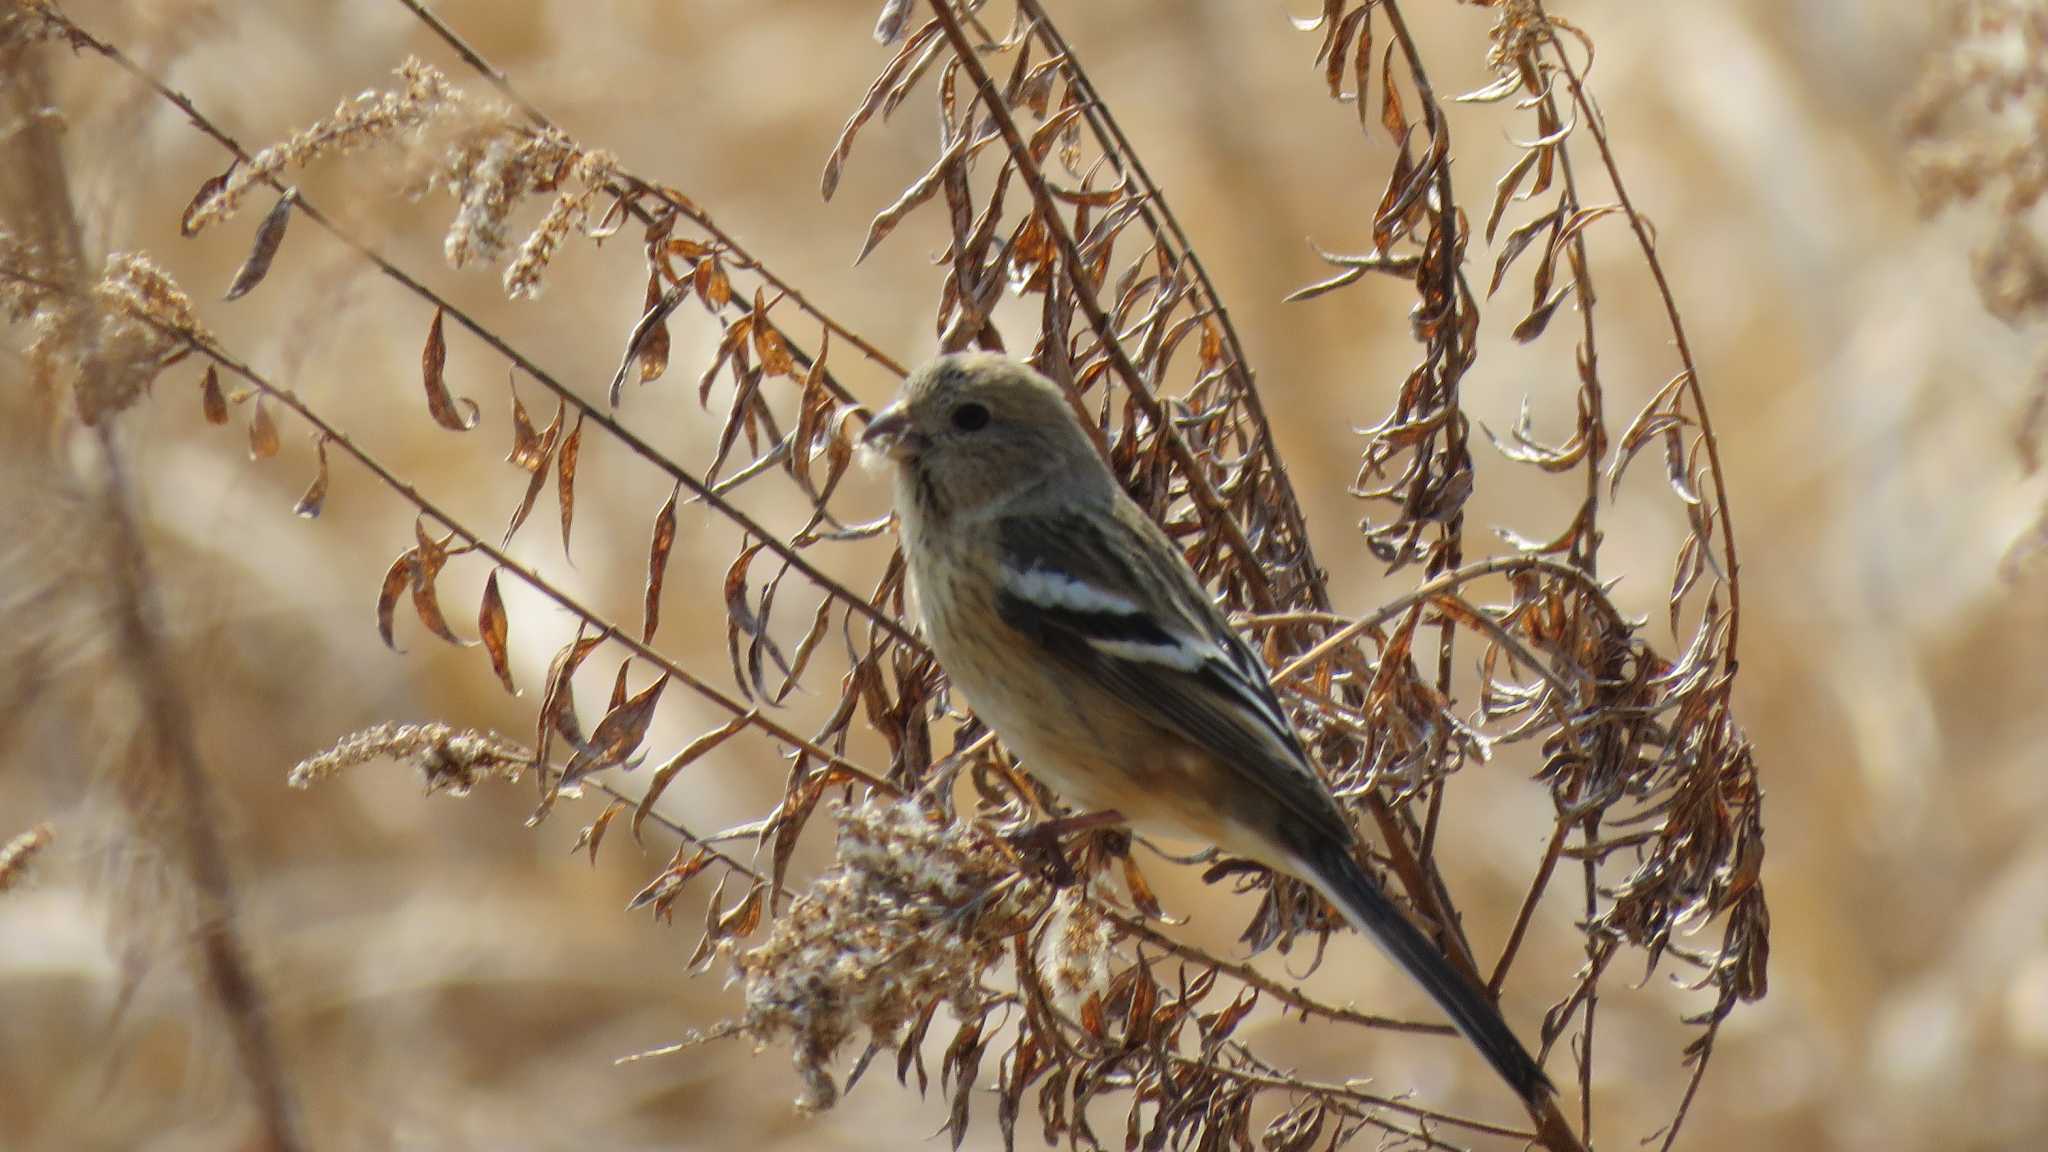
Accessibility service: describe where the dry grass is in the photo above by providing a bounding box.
[2,2,2045,1151]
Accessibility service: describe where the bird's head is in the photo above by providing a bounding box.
[862,353,1106,522]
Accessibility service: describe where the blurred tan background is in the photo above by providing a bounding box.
[4,1,2047,1149]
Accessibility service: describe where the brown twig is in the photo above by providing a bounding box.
[391,0,909,385]
[137,319,898,797]
[923,0,1277,611]
[49,9,925,654]
[1538,13,1742,658]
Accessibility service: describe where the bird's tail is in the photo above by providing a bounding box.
[1294,837,1553,1105]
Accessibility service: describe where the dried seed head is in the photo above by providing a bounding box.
[288,722,528,794]
[432,114,577,271]
[502,148,617,299]
[732,798,1033,1112]
[72,253,208,424]
[1040,887,1117,1002]
[1484,0,1551,75]
[183,58,457,234]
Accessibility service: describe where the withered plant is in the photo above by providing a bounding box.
[1904,0,2048,572]
[1,2,1770,1150]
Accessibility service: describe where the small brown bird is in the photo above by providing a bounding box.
[861,352,1550,1105]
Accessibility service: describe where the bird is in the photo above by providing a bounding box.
[859,351,1552,1107]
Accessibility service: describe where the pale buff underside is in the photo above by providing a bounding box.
[904,526,1284,868]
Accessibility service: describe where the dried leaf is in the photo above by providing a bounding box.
[409,519,468,646]
[872,0,914,45]
[750,290,797,377]
[825,18,944,199]
[1490,206,1561,297]
[633,712,753,842]
[715,883,766,940]
[502,395,564,548]
[697,256,733,309]
[506,382,546,472]
[421,307,479,431]
[248,396,280,459]
[1120,852,1165,920]
[181,166,232,237]
[1380,41,1407,138]
[1513,283,1572,343]
[292,436,330,518]
[538,631,604,771]
[1324,6,1369,98]
[634,272,672,395]
[557,412,584,560]
[480,569,516,694]
[627,847,712,913]
[224,188,297,301]
[561,672,669,784]
[642,485,679,644]
[200,365,228,425]
[857,131,970,264]
[571,799,629,866]
[1487,147,1544,243]
[376,549,416,650]
[608,658,630,714]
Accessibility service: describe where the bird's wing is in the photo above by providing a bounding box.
[993,501,1348,845]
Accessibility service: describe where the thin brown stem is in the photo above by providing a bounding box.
[51,8,923,654]
[1007,0,1327,611]
[1100,907,1454,1037]
[1540,17,1741,657]
[390,0,907,385]
[4,40,308,1151]
[924,0,1276,611]
[158,326,896,798]
[96,426,311,1152]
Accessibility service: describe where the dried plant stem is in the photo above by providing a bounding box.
[1540,64,1612,1143]
[1329,10,1591,1148]
[1004,0,1329,609]
[1,39,307,1152]
[147,324,897,797]
[1269,555,1621,686]
[1537,15,1741,655]
[1100,907,1453,1036]
[1196,1059,1535,1144]
[46,10,922,653]
[1027,984,1528,1150]
[392,0,907,385]
[92,427,310,1152]
[924,0,1277,611]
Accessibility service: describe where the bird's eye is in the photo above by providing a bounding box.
[951,402,990,432]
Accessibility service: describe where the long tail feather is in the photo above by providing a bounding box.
[1295,838,1553,1105]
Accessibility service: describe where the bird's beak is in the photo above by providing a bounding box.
[860,403,918,462]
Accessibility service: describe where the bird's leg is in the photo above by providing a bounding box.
[1003,809,1127,888]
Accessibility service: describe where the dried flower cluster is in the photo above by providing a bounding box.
[287,722,528,796]
[733,798,1033,1113]
[0,238,209,422]
[183,59,457,235]
[179,57,621,300]
[78,252,207,422]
